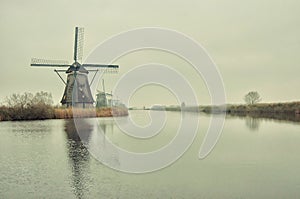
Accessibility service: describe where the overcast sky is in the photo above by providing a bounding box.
[0,0,299,107]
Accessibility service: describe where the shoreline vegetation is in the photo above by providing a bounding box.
[0,91,128,122]
[143,101,300,115]
[164,101,300,123]
[1,92,299,123]
[0,106,129,121]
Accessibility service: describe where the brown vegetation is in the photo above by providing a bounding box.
[163,102,300,123]
[54,107,128,119]
[0,91,128,121]
[0,106,128,121]
[0,92,55,121]
[201,102,300,123]
[225,102,300,115]
[0,105,54,121]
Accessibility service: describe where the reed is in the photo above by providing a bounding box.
[0,106,128,121]
[225,102,300,114]
[54,107,129,119]
[0,91,128,121]
[0,104,55,121]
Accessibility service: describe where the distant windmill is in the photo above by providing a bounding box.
[96,79,113,108]
[31,27,118,108]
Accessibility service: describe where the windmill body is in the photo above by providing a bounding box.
[61,71,94,107]
[31,27,118,108]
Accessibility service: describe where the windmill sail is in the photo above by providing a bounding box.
[74,27,84,62]
[31,58,70,67]
[82,64,119,73]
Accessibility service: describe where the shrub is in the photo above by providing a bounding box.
[0,91,55,121]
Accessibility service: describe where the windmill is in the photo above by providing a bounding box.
[96,79,113,108]
[31,27,118,108]
[96,79,125,108]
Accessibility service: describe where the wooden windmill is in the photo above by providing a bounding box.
[31,27,118,108]
[96,79,113,108]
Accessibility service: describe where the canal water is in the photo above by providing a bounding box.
[0,110,300,198]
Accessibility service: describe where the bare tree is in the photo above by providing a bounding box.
[244,91,262,104]
[4,91,53,108]
[31,91,53,106]
[5,92,34,108]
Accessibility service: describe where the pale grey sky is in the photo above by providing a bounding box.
[0,0,299,107]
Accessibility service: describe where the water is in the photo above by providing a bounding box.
[0,110,300,198]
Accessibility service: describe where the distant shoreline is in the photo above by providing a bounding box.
[134,101,300,123]
[206,102,299,114]
[140,101,300,114]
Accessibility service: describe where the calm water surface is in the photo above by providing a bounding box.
[0,110,300,198]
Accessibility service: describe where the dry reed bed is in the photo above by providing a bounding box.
[0,106,128,121]
[54,107,129,119]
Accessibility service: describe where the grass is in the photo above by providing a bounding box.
[54,107,129,119]
[225,102,300,114]
[157,102,300,123]
[0,91,128,121]
[163,102,300,123]
[0,104,55,121]
[0,106,128,121]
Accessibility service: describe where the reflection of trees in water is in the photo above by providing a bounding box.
[245,117,260,131]
[64,119,92,199]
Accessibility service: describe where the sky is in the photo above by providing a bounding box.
[0,0,299,107]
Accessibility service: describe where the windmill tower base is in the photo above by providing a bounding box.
[61,72,94,108]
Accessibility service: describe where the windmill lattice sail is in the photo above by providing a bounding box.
[74,27,84,62]
[31,58,70,67]
[30,27,119,108]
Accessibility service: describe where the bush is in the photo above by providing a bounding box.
[0,91,55,121]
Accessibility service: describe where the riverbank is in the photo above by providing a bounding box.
[0,106,128,121]
[166,101,300,123]
[54,107,129,119]
[162,101,300,114]
[202,102,300,115]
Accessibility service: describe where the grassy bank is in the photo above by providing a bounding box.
[0,91,128,122]
[0,104,55,121]
[166,102,300,123]
[0,106,128,121]
[222,102,300,123]
[162,102,300,114]
[54,107,129,119]
[225,102,300,115]
[141,102,300,116]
